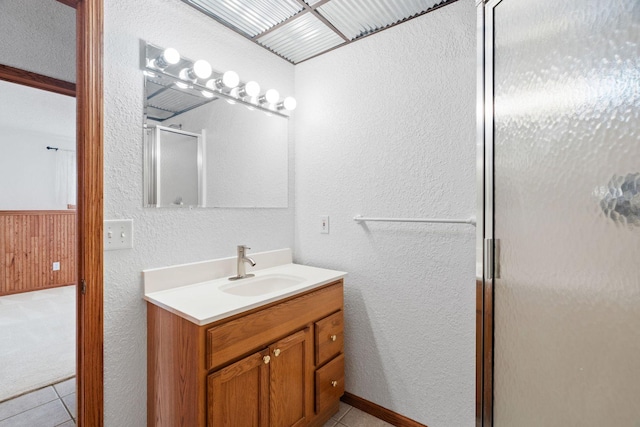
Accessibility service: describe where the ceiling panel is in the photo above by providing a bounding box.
[181,0,459,63]
[317,0,445,40]
[145,78,216,121]
[182,0,304,37]
[257,13,345,64]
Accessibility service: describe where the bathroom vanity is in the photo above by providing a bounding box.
[144,249,346,427]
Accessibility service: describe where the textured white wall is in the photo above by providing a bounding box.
[0,0,75,82]
[103,0,294,425]
[293,1,477,426]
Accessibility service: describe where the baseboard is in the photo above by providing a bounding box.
[341,392,428,427]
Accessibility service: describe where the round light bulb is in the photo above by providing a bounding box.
[265,89,279,104]
[193,60,212,79]
[162,48,180,65]
[283,96,297,111]
[205,79,216,90]
[222,71,240,89]
[227,87,239,104]
[244,81,260,97]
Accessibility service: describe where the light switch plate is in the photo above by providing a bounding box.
[104,219,134,250]
[52,262,60,271]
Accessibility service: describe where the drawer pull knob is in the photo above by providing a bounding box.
[331,380,338,387]
[274,348,281,357]
[263,355,271,364]
[330,334,337,342]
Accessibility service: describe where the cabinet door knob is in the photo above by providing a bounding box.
[330,334,337,342]
[274,348,281,357]
[263,355,271,364]
[331,380,338,387]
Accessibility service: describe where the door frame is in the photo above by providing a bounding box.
[475,0,498,426]
[75,0,104,425]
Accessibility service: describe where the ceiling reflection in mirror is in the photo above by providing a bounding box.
[142,43,290,208]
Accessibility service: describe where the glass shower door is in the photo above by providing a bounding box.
[488,0,640,425]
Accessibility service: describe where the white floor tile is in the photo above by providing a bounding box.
[53,378,75,398]
[0,399,70,427]
[340,407,395,427]
[0,387,57,421]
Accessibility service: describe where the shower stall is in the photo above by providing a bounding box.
[476,0,640,425]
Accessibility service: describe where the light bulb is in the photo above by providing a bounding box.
[222,71,240,89]
[162,48,180,65]
[227,87,238,104]
[201,90,215,98]
[193,60,212,79]
[265,89,279,104]
[244,81,260,97]
[152,47,180,69]
[278,96,297,111]
[179,68,192,81]
[205,80,216,91]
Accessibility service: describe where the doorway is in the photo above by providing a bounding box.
[477,0,640,425]
[0,76,77,422]
[0,0,104,424]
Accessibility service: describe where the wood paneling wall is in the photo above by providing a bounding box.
[0,210,76,295]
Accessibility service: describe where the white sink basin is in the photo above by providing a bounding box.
[220,274,305,297]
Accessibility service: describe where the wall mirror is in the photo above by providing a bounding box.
[142,43,289,208]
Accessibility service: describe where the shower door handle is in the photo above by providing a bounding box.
[485,238,501,280]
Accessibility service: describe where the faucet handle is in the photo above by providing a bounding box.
[238,245,251,250]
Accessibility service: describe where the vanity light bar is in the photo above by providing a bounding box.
[144,42,295,118]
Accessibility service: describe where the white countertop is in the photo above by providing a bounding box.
[143,250,346,325]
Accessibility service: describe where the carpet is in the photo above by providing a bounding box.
[0,286,75,402]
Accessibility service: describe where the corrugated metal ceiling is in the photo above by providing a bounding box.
[180,0,459,64]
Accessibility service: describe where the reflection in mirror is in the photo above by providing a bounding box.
[143,45,289,208]
[144,125,204,208]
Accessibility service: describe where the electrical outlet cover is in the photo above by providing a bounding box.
[320,215,329,234]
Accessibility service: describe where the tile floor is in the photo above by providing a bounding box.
[323,402,394,427]
[0,385,387,427]
[0,377,76,427]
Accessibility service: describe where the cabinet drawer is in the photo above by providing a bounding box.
[315,310,343,365]
[315,353,344,413]
[206,281,343,371]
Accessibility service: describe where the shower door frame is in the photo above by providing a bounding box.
[475,0,497,426]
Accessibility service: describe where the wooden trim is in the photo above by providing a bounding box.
[341,392,428,427]
[0,64,75,97]
[56,0,79,8]
[476,277,494,426]
[76,0,104,425]
[0,210,77,215]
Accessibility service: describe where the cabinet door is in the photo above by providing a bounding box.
[269,329,312,427]
[208,349,270,427]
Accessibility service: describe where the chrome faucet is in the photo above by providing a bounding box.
[229,245,256,281]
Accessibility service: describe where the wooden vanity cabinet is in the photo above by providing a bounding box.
[147,280,344,427]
